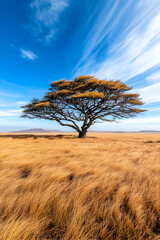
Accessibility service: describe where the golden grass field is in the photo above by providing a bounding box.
[0,133,160,240]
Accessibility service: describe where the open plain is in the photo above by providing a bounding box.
[0,133,160,240]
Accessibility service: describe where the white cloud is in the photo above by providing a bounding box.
[31,0,68,26]
[0,110,21,117]
[0,101,28,107]
[16,101,28,105]
[74,0,120,71]
[135,82,160,104]
[90,116,160,132]
[73,0,160,109]
[20,49,37,60]
[45,29,56,42]
[145,106,160,112]
[8,109,22,113]
[146,72,160,82]
[30,0,69,42]
[74,1,160,107]
[0,111,13,117]
[94,13,160,81]
[121,117,160,124]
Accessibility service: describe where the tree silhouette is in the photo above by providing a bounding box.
[21,75,145,138]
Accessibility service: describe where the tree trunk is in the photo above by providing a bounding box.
[78,130,87,138]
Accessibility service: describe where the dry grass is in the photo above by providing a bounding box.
[0,133,160,240]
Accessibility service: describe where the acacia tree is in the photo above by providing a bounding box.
[21,75,145,138]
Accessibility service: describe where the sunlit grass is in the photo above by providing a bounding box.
[0,133,160,239]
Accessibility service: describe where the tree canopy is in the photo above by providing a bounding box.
[21,75,145,138]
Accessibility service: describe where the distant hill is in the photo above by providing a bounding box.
[8,129,160,133]
[9,128,62,133]
[139,130,160,133]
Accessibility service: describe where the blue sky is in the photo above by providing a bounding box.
[0,0,160,132]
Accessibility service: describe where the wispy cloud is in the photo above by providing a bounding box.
[74,0,160,91]
[146,72,160,82]
[135,82,160,104]
[0,111,14,117]
[30,0,69,42]
[145,106,160,112]
[0,109,21,117]
[16,101,28,105]
[94,12,160,81]
[0,91,21,98]
[0,101,28,107]
[121,117,160,124]
[45,29,56,42]
[72,0,160,117]
[20,48,37,60]
[0,79,22,87]
[90,116,160,132]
